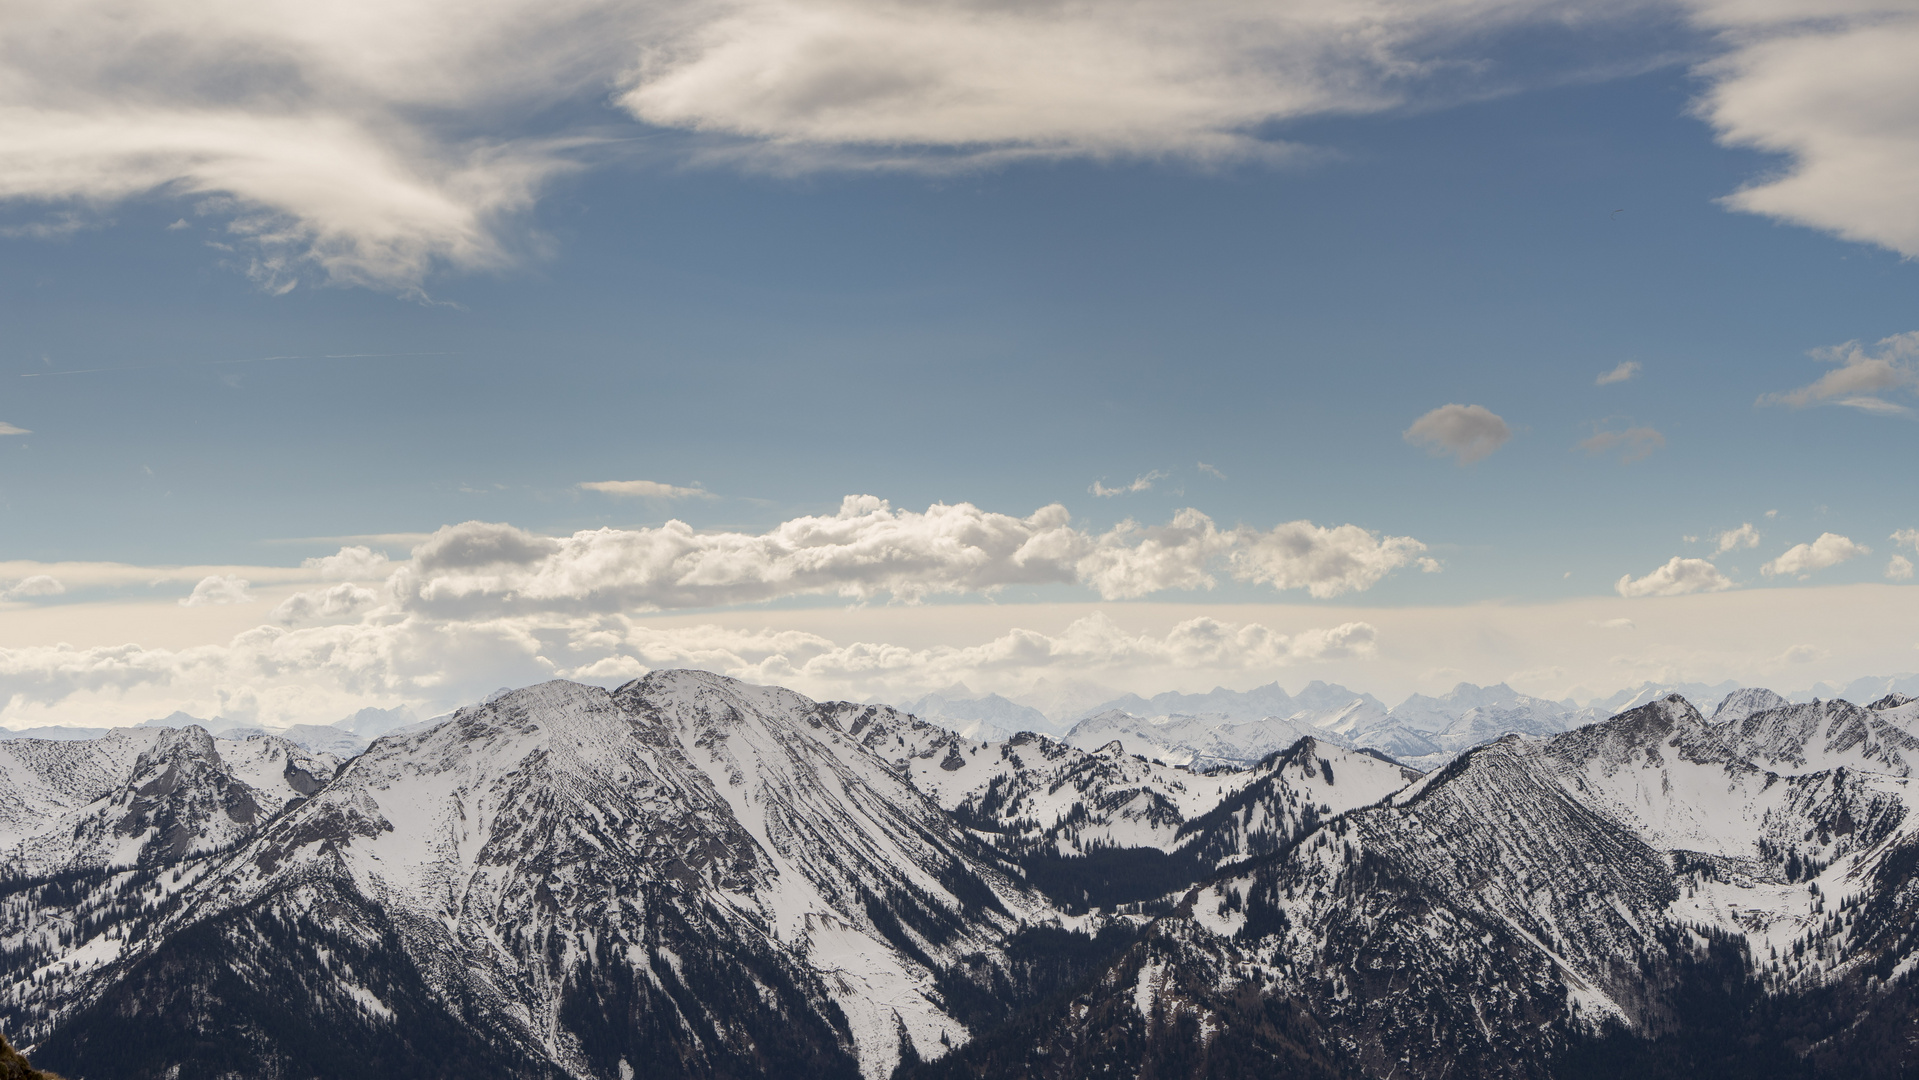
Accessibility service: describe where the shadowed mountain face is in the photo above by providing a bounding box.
[4,677,1919,1079]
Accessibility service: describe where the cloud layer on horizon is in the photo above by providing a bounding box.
[338,496,1432,617]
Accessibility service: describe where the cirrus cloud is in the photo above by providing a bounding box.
[1758,331,1919,415]
[1693,1,1919,259]
[1595,361,1641,385]
[580,480,717,500]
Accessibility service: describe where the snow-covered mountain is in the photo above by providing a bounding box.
[4,673,1919,1079]
[885,688,1059,742]
[935,691,1919,1078]
[1056,680,1591,771]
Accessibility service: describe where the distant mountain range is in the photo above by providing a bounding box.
[885,675,1919,772]
[3,671,1919,1077]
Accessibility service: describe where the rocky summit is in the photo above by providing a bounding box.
[2,673,1918,1078]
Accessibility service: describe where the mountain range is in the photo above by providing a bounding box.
[1,671,1918,1077]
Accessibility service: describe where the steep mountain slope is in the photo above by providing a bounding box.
[917,692,1919,1079]
[826,701,1419,915]
[26,674,1046,1080]
[0,727,341,1062]
[9,676,1919,1080]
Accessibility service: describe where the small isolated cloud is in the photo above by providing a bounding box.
[1762,533,1869,579]
[1758,331,1919,415]
[1713,523,1761,555]
[301,545,391,580]
[1196,462,1226,480]
[179,574,254,606]
[1090,470,1168,497]
[1889,555,1915,581]
[1893,528,1919,553]
[580,480,717,500]
[1590,617,1636,630]
[1616,557,1736,598]
[1404,404,1511,465]
[1,575,64,600]
[1579,424,1665,463]
[0,422,29,436]
[272,582,384,625]
[1766,509,1779,518]
[1776,644,1825,665]
[1595,361,1641,386]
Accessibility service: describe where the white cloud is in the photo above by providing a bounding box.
[0,607,1375,728]
[1758,331,1919,415]
[1616,556,1736,598]
[1590,617,1636,629]
[618,0,1657,170]
[580,480,717,500]
[0,0,1682,291]
[1595,361,1641,385]
[1891,528,1919,552]
[1226,521,1431,600]
[0,0,605,294]
[1403,404,1512,465]
[1713,522,1760,555]
[0,421,29,435]
[1089,471,1168,498]
[390,498,1429,615]
[1578,423,1665,462]
[271,582,385,625]
[179,575,255,607]
[301,545,392,580]
[1690,1,1919,259]
[1761,532,1869,578]
[1,575,64,600]
[1196,462,1226,480]
[1888,555,1915,582]
[1775,643,1824,665]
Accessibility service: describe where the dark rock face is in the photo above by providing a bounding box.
[7,677,1919,1079]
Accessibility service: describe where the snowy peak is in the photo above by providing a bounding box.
[166,673,1040,1080]
[1711,686,1789,725]
[0,725,336,874]
[1697,696,1919,778]
[1061,708,1337,771]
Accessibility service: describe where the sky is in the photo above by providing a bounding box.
[0,0,1916,727]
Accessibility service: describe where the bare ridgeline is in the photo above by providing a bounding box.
[1,672,1917,1079]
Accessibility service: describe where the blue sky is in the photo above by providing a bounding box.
[0,0,1916,724]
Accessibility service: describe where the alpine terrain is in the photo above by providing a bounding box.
[0,671,1917,1078]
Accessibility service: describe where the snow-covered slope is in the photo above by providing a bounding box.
[0,727,336,873]
[21,674,1048,1080]
[1061,709,1335,772]
[961,689,1919,1079]
[10,675,1919,1080]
